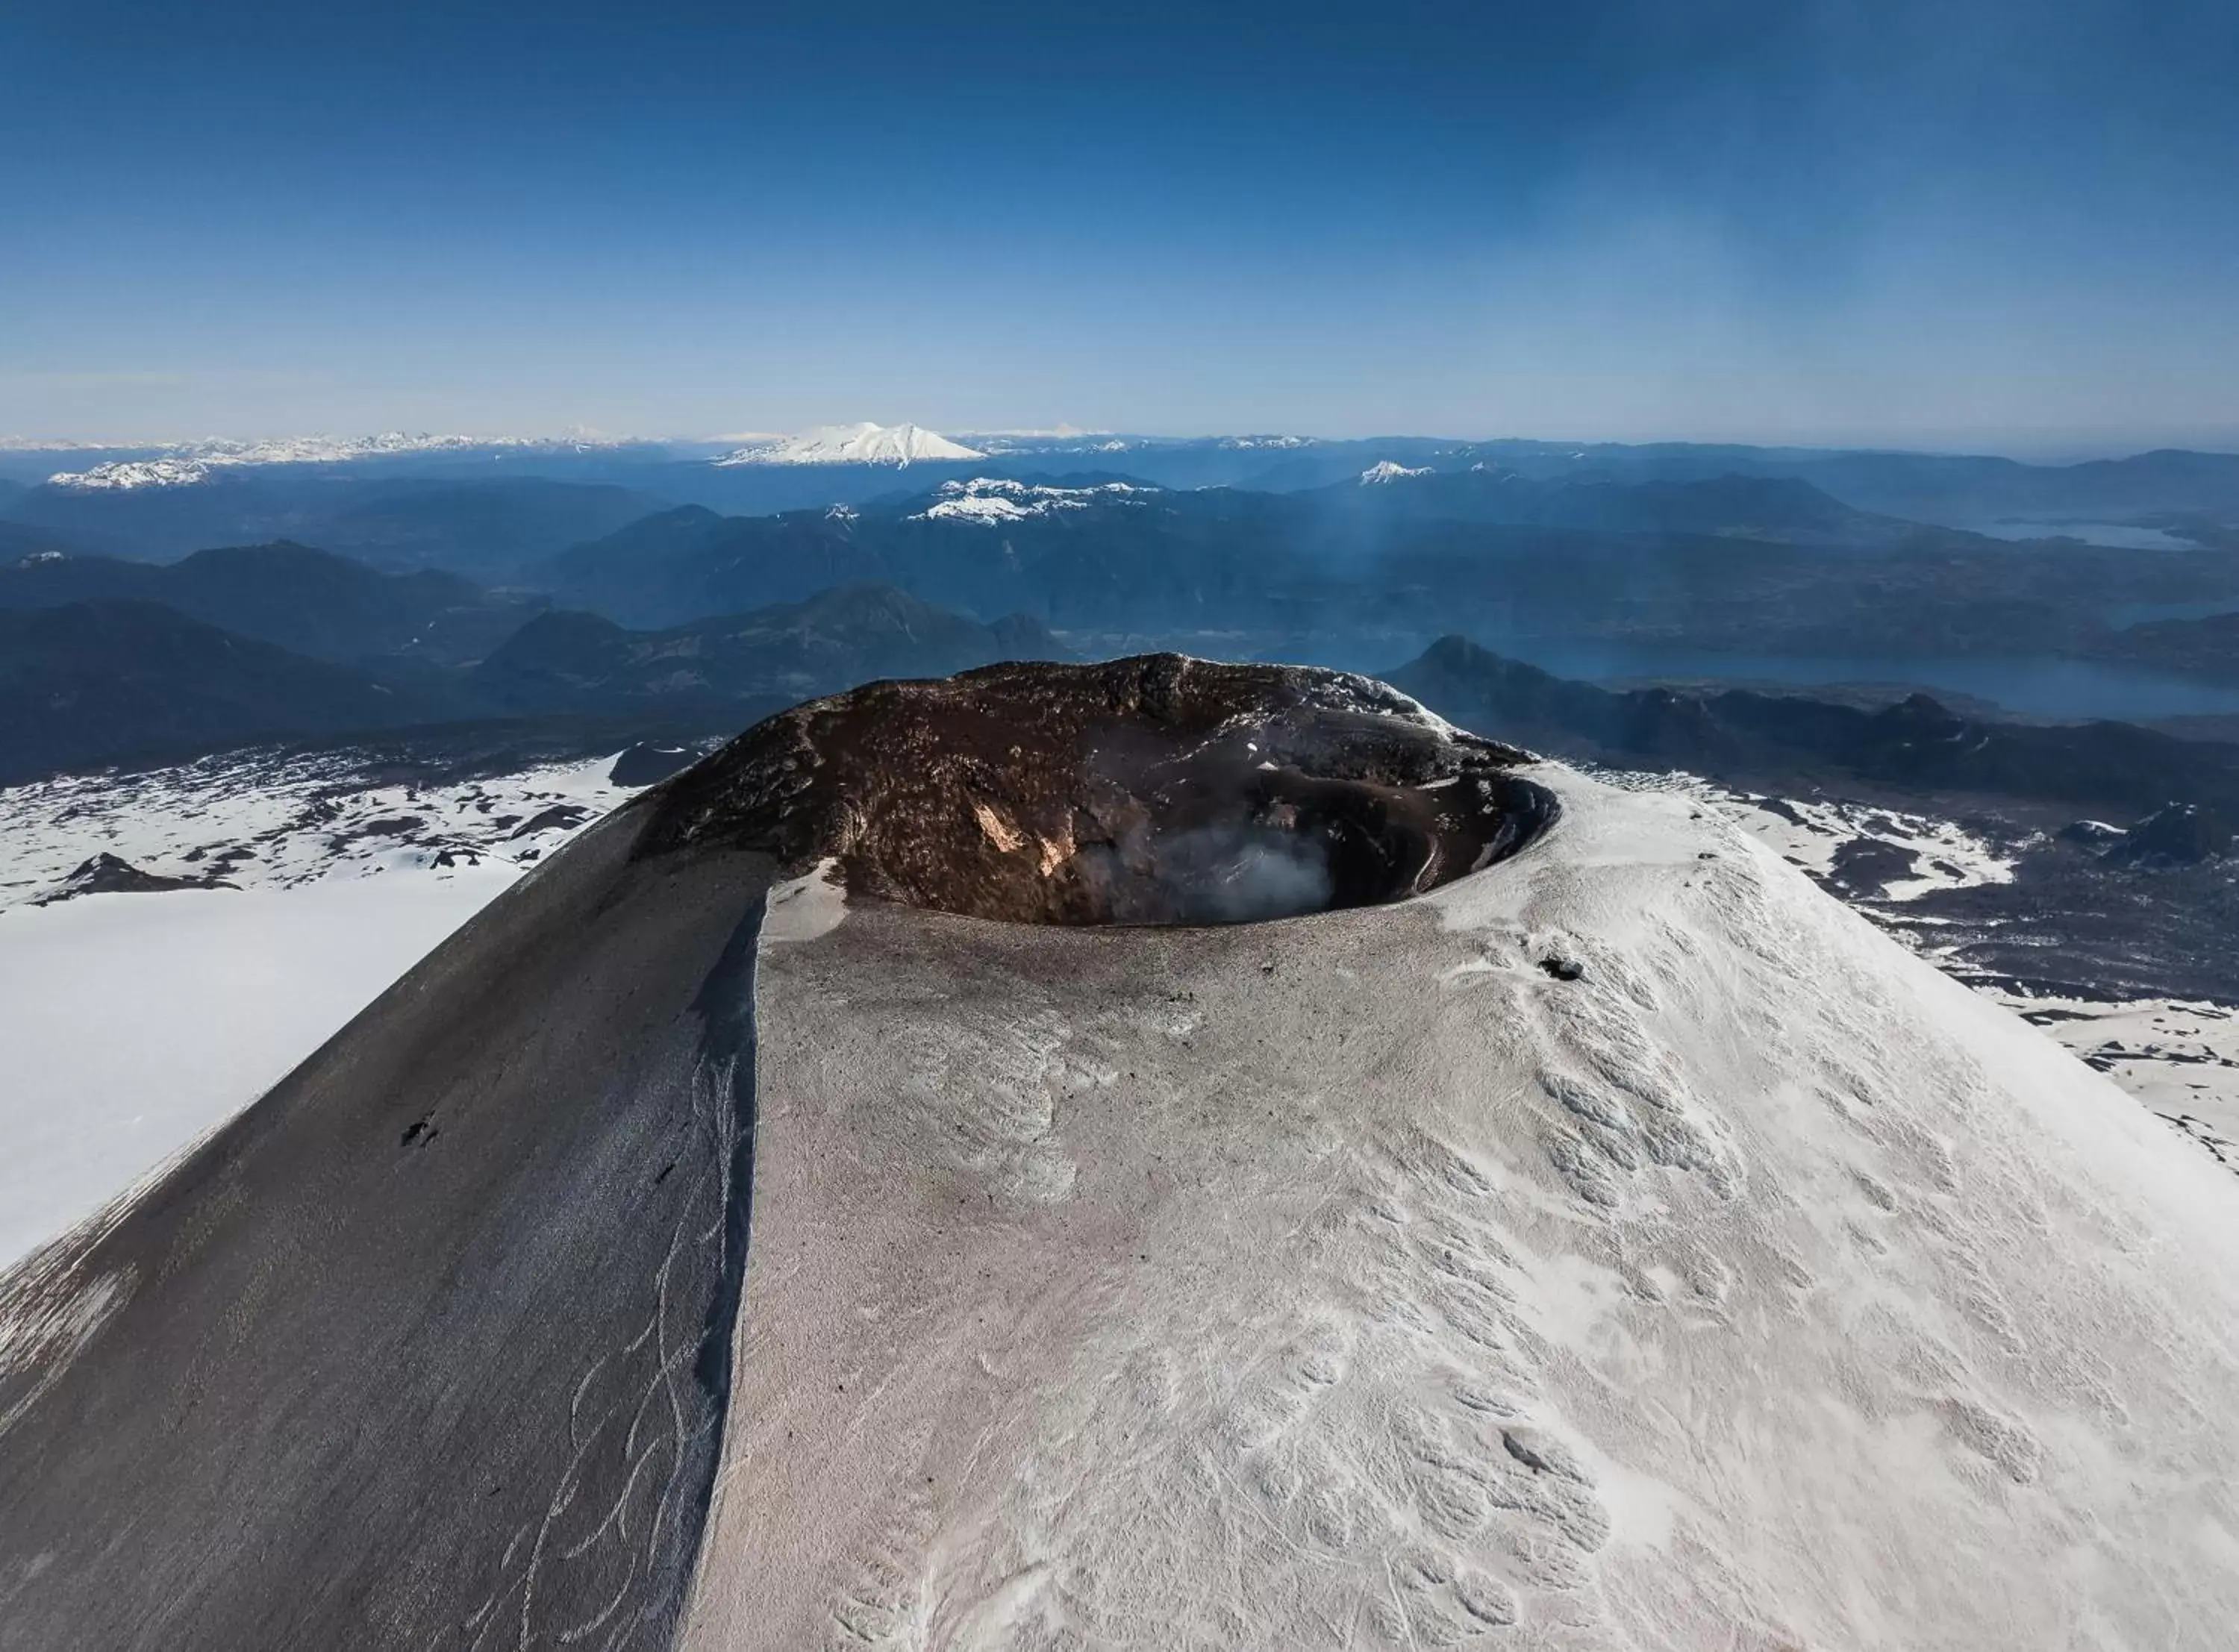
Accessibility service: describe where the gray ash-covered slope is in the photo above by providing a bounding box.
[7,657,2239,1651]
[0,657,1548,1650]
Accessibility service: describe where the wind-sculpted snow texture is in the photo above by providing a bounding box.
[677,770,2239,1651]
[4,659,2239,1650]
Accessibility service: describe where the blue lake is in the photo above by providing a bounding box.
[1502,642,2239,722]
[1958,519,2201,551]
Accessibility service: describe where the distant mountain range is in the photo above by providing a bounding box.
[543,477,1302,629]
[1320,464,1923,546]
[2,431,2237,783]
[4,474,666,567]
[0,601,428,780]
[0,549,1063,780]
[0,541,540,664]
[13,563,2239,835]
[1390,635,2239,819]
[2080,610,2239,684]
[10,427,2238,532]
[40,432,642,491]
[469,585,1058,716]
[542,466,2238,652]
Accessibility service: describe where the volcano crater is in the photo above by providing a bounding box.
[638,654,1558,925]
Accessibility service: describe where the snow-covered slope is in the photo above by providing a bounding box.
[0,874,518,1267]
[0,746,638,1264]
[1361,458,1433,483]
[0,745,633,910]
[711,421,985,467]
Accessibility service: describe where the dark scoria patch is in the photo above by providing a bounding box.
[640,654,1558,926]
[34,852,236,904]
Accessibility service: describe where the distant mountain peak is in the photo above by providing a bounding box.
[1360,460,1432,484]
[710,422,985,469]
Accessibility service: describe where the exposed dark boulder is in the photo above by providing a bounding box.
[35,852,235,904]
[1821,837,1923,898]
[2105,802,2234,867]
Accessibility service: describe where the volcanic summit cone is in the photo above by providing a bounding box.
[2,655,2236,1651]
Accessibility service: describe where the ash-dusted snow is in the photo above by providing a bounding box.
[678,766,2239,1650]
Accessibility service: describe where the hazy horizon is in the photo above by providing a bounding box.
[4,422,2235,469]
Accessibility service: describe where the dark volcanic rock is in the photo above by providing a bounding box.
[1823,836,1922,898]
[2105,802,2234,867]
[643,654,1559,926]
[2059,819,2125,849]
[36,851,234,904]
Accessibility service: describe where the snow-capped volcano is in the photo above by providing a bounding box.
[711,422,985,468]
[1360,458,1433,484]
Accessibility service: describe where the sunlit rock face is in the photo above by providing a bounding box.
[641,654,1556,925]
[5,657,2239,1652]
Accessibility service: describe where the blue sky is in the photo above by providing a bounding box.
[4,0,2235,451]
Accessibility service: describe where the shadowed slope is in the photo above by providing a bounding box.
[0,808,777,1649]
